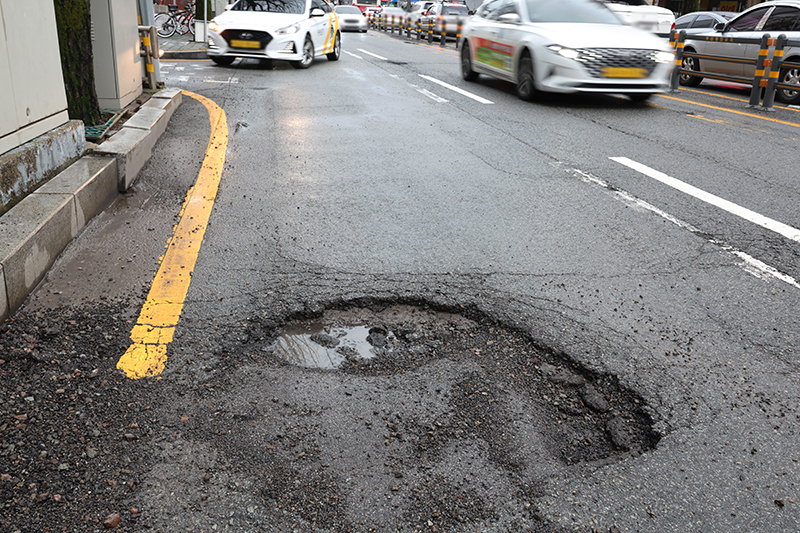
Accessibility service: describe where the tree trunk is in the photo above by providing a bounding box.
[53,0,102,127]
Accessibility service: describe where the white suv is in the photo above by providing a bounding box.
[603,0,675,36]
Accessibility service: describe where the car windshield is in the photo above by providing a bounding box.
[526,0,622,24]
[232,0,306,14]
[335,5,362,13]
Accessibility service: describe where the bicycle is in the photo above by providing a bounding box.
[154,1,196,39]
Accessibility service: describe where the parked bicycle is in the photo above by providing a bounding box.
[154,1,195,38]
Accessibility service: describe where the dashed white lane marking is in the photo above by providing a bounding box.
[572,167,800,289]
[344,50,363,59]
[417,88,448,103]
[358,48,387,60]
[202,77,240,84]
[611,157,800,243]
[419,74,494,104]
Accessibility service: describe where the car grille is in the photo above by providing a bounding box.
[220,29,273,49]
[574,49,658,78]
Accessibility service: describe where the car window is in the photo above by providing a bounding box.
[727,7,770,32]
[526,0,621,24]
[691,15,715,29]
[494,0,518,19]
[476,0,503,20]
[311,0,331,13]
[674,15,694,30]
[762,6,800,32]
[443,5,469,15]
[232,0,307,13]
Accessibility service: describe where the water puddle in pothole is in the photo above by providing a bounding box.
[273,322,395,369]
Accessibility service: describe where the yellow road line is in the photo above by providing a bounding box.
[656,93,800,128]
[117,91,228,379]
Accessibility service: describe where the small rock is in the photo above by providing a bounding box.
[539,363,558,376]
[35,492,49,504]
[775,499,785,508]
[549,369,585,387]
[606,416,635,451]
[580,384,610,413]
[103,513,122,528]
[124,433,137,441]
[366,331,387,348]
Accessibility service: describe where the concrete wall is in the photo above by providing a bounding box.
[0,0,70,157]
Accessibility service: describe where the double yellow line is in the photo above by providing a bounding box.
[117,91,228,379]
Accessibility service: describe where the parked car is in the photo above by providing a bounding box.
[603,0,675,36]
[673,10,736,35]
[459,0,673,102]
[362,6,381,19]
[407,1,436,28]
[680,0,800,104]
[335,4,368,32]
[420,2,470,37]
[207,0,341,69]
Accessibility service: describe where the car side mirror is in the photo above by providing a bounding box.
[310,7,325,17]
[713,22,727,31]
[498,13,521,24]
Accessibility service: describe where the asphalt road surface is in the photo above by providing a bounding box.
[2,30,800,532]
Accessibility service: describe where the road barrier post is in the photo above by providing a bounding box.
[428,18,433,44]
[761,33,787,110]
[456,17,462,43]
[440,16,446,47]
[406,16,411,38]
[748,34,772,107]
[417,19,421,40]
[669,30,685,92]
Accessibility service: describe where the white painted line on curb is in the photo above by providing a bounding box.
[344,50,363,59]
[611,157,800,243]
[358,48,387,60]
[572,167,800,289]
[418,74,494,104]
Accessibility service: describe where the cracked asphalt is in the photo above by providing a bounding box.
[3,34,800,533]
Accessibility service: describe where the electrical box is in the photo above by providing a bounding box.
[91,0,142,110]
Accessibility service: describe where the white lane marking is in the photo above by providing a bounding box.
[344,50,363,59]
[417,88,448,103]
[611,157,800,243]
[418,74,494,104]
[572,167,800,289]
[358,48,387,60]
[202,77,240,84]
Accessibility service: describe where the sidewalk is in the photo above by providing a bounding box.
[158,32,209,60]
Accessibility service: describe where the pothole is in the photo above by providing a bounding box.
[267,303,660,465]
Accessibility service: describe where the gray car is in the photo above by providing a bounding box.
[420,2,470,37]
[673,10,736,35]
[335,5,368,32]
[681,1,800,104]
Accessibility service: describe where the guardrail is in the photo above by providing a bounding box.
[670,29,800,110]
[368,13,463,48]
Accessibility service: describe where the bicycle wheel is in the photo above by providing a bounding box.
[187,15,195,36]
[154,13,176,38]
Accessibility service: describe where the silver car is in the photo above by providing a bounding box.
[460,0,673,102]
[334,5,368,32]
[672,10,737,36]
[681,0,800,104]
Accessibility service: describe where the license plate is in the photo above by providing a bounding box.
[601,67,647,79]
[231,39,260,49]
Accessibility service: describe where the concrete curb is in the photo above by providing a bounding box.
[161,49,209,60]
[0,88,184,322]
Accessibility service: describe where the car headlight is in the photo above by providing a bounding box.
[655,51,674,64]
[208,21,220,33]
[276,23,301,35]
[547,45,580,60]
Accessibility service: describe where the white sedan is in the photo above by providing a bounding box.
[207,0,341,69]
[334,5,368,33]
[459,0,674,102]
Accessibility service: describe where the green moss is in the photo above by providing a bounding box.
[53,0,102,126]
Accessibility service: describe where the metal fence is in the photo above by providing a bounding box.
[670,29,800,110]
[368,13,463,48]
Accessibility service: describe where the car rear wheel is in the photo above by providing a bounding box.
[327,32,341,61]
[776,65,800,105]
[679,50,703,87]
[517,51,537,101]
[461,40,478,82]
[292,36,314,69]
[211,56,235,66]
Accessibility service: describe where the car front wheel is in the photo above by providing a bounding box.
[679,50,703,87]
[211,56,235,66]
[327,32,341,61]
[517,51,537,101]
[776,65,800,105]
[292,36,314,69]
[461,40,478,82]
